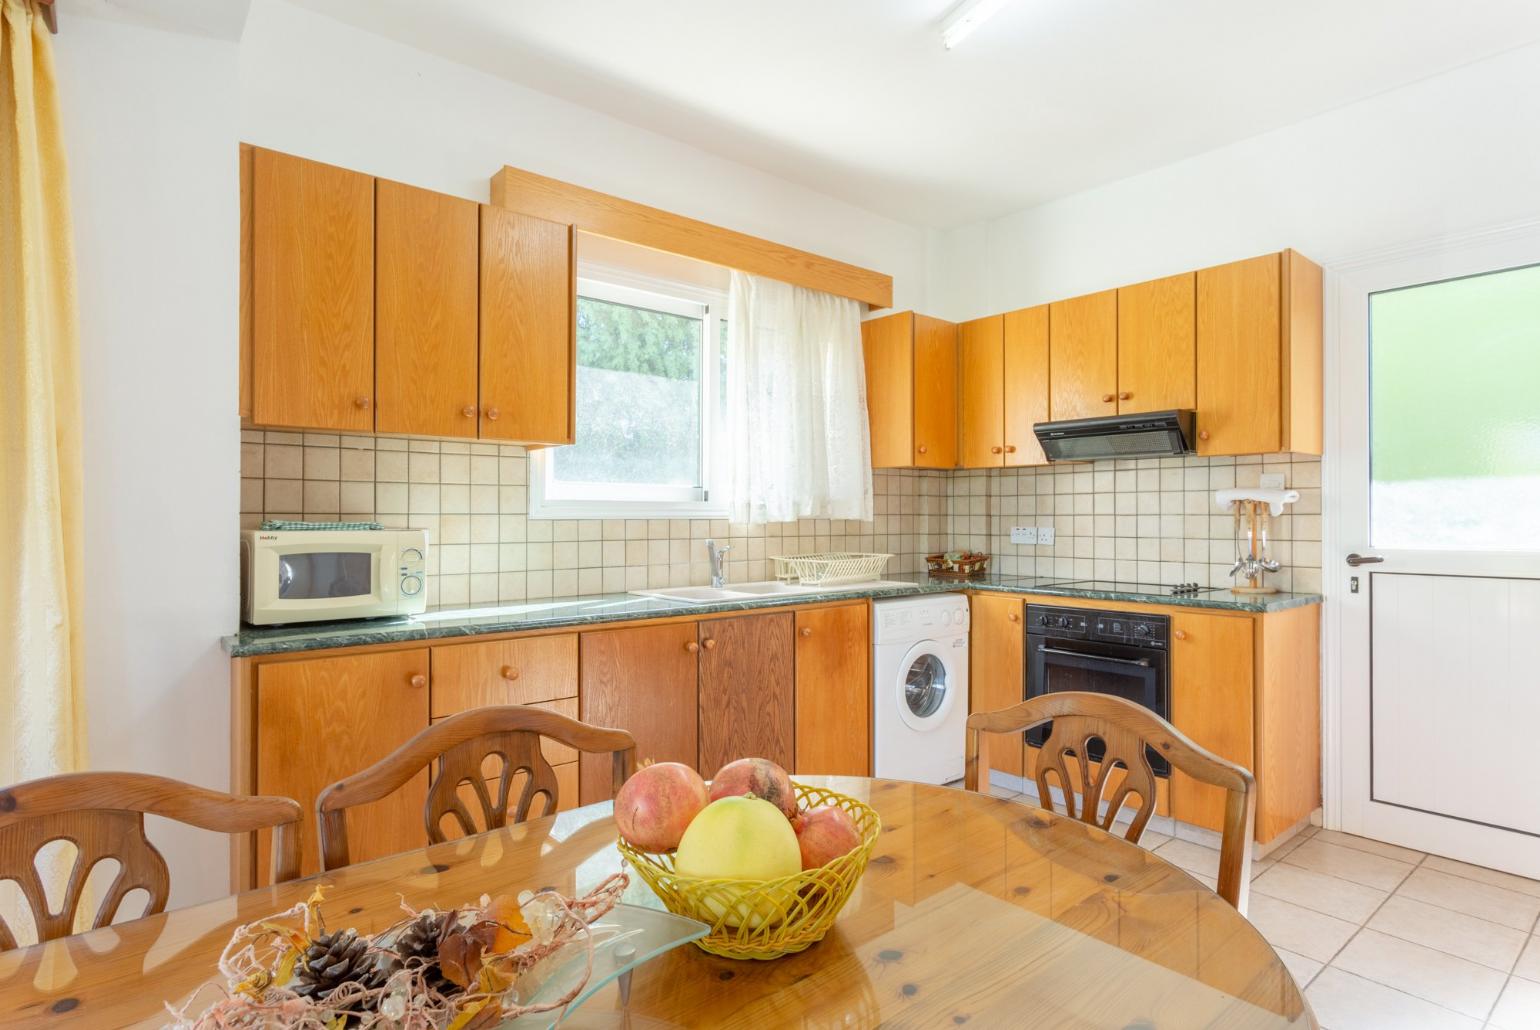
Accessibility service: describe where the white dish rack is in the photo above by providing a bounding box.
[772,552,893,587]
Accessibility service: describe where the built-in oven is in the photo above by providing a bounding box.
[1025,604,1171,775]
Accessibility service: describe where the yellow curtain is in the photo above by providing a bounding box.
[0,0,86,790]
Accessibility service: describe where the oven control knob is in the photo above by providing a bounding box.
[1133,623,1150,637]
[402,547,424,563]
[401,575,423,596]
[1037,614,1049,627]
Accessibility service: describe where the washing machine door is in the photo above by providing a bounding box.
[894,640,959,733]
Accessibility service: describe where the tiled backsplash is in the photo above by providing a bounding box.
[944,453,1323,594]
[240,430,949,608]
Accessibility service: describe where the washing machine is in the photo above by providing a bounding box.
[872,593,970,784]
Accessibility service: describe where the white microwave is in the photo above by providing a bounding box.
[241,528,428,625]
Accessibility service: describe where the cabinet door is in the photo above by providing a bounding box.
[579,623,699,804]
[862,312,915,469]
[794,605,870,776]
[255,649,430,879]
[480,206,574,444]
[1197,253,1281,455]
[969,593,1025,778]
[1118,272,1195,415]
[1003,305,1050,467]
[375,180,479,437]
[912,315,958,468]
[958,316,1005,469]
[251,149,375,432]
[1048,290,1117,422]
[1169,612,1255,832]
[429,633,578,716]
[698,614,795,775]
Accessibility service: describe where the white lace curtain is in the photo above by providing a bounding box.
[726,271,872,525]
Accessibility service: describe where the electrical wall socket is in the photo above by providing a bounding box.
[1260,472,1286,489]
[1009,526,1038,544]
[1037,526,1055,545]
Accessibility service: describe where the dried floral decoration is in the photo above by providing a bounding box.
[165,873,628,1028]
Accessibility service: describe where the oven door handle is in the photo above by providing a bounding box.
[1036,645,1151,669]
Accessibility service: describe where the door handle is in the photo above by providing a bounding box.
[1036,645,1151,668]
[1345,553,1384,567]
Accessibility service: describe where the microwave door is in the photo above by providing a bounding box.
[266,545,388,621]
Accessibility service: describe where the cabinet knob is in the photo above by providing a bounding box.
[991,445,1003,454]
[500,665,519,681]
[1007,611,1020,622]
[1102,393,1115,403]
[462,405,477,418]
[917,444,928,455]
[354,396,371,410]
[1118,392,1132,401]
[485,407,500,422]
[702,638,717,651]
[799,626,813,638]
[1198,430,1210,441]
[1004,444,1017,454]
[684,641,699,654]
[1174,629,1188,641]
[409,673,426,689]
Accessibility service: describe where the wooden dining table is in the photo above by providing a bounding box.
[4,777,1314,1028]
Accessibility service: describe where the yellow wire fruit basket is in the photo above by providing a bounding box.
[616,783,882,960]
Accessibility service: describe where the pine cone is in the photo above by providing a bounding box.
[393,911,454,993]
[293,928,395,999]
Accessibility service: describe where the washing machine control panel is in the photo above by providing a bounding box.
[880,603,969,634]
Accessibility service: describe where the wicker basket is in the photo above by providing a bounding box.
[617,783,881,960]
[926,551,990,579]
[772,552,892,586]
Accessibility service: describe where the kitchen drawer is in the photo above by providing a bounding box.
[430,633,577,717]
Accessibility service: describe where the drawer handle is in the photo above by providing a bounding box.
[409,674,426,689]
[1174,629,1188,641]
[702,638,717,651]
[500,665,520,681]
[685,641,699,654]
[799,626,813,638]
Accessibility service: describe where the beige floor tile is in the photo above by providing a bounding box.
[1154,837,1221,879]
[1421,854,1540,899]
[1253,862,1388,923]
[985,782,1021,800]
[1273,947,1324,989]
[1312,828,1426,865]
[1396,868,1540,932]
[1490,975,1540,1029]
[1305,968,1481,1030]
[1514,935,1540,982]
[1283,838,1417,891]
[1245,894,1358,963]
[1331,928,1507,1019]
[1365,895,1527,971]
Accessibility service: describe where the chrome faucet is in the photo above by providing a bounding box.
[706,539,732,588]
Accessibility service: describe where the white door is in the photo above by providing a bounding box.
[1333,229,1540,877]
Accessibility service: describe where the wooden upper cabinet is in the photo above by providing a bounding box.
[479,205,575,445]
[251,148,375,432]
[969,593,1026,778]
[1048,289,1117,422]
[1003,305,1050,467]
[1117,272,1195,415]
[1168,612,1255,833]
[959,315,1005,468]
[375,180,479,437]
[861,311,957,468]
[1196,250,1321,456]
[254,649,430,879]
[578,623,698,805]
[698,614,795,775]
[793,604,870,776]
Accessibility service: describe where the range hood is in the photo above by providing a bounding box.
[1033,409,1196,462]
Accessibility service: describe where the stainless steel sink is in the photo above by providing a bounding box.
[723,581,810,596]
[632,585,749,602]
[633,579,917,604]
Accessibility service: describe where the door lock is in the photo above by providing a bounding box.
[1350,576,1359,594]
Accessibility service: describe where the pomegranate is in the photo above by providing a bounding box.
[614,762,709,852]
[794,805,862,869]
[709,758,798,820]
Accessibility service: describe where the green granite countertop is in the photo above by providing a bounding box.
[224,577,1321,658]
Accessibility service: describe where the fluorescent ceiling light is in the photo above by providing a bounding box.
[940,0,1016,49]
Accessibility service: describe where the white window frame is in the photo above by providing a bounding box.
[529,266,730,520]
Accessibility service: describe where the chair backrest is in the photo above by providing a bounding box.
[0,772,303,950]
[964,691,1256,910]
[315,705,636,871]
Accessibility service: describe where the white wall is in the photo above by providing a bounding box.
[930,39,1540,319]
[54,15,241,905]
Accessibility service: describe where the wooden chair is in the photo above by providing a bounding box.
[965,691,1256,911]
[0,772,302,950]
[315,705,636,871]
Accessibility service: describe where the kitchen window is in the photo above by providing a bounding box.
[529,272,730,518]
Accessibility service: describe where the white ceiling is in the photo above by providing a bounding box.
[286,0,1540,228]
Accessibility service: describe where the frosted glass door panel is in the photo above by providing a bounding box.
[1371,572,1540,835]
[1370,263,1540,550]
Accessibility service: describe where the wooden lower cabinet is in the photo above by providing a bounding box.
[254,650,430,879]
[698,614,795,776]
[429,633,577,716]
[793,604,871,776]
[578,622,699,805]
[969,592,1026,778]
[1169,611,1255,833]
